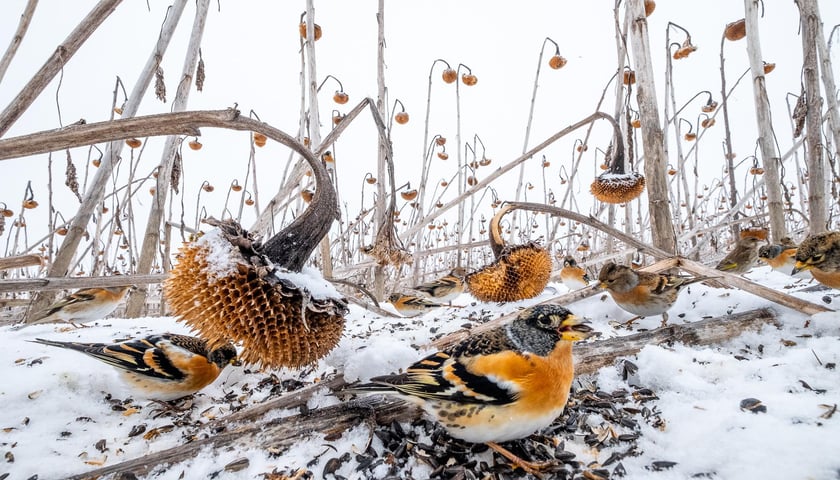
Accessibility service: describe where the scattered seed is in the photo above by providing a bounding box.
[224,458,249,472]
[128,424,147,437]
[739,398,767,414]
[95,439,107,453]
[650,460,677,471]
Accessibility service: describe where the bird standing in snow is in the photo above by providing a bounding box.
[30,333,238,401]
[388,293,445,317]
[24,286,132,328]
[559,256,591,290]
[598,262,708,326]
[346,304,593,475]
[411,267,466,304]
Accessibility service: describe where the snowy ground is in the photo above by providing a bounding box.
[2,265,840,480]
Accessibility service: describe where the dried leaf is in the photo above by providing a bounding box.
[792,88,807,138]
[171,151,182,194]
[65,150,82,202]
[196,49,206,92]
[155,66,166,103]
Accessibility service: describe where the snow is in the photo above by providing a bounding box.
[197,228,240,280]
[2,265,840,479]
[274,266,344,301]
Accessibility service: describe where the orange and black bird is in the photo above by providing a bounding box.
[411,267,466,304]
[598,262,707,325]
[758,237,806,277]
[559,256,591,290]
[715,236,763,274]
[388,293,445,317]
[347,304,593,475]
[30,334,238,401]
[792,231,840,289]
[24,286,132,328]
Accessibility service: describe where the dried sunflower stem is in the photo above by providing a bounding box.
[0,0,122,136]
[22,0,188,321]
[400,111,622,243]
[744,0,787,240]
[0,0,38,85]
[125,0,210,317]
[796,0,828,234]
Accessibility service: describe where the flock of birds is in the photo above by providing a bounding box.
[15,229,840,475]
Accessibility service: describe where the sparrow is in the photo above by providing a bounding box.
[347,304,594,475]
[792,231,840,289]
[758,237,809,277]
[411,267,467,304]
[559,256,591,290]
[30,334,238,401]
[25,286,132,328]
[715,236,763,274]
[598,262,707,325]
[388,292,445,317]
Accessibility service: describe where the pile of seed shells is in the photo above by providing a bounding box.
[286,359,670,480]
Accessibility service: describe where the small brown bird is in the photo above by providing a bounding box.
[715,236,763,274]
[411,267,466,304]
[388,293,445,317]
[792,231,840,289]
[758,237,807,277]
[347,304,594,475]
[25,286,132,328]
[559,256,592,290]
[30,334,238,401]
[598,262,707,325]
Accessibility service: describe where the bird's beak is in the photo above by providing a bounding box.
[598,281,608,289]
[559,315,595,341]
[791,261,812,275]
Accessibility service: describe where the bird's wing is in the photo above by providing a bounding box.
[34,290,98,320]
[370,330,520,405]
[83,335,187,381]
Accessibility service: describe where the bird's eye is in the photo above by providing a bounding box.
[813,254,825,263]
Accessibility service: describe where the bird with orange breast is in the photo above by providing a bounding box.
[758,237,810,278]
[559,256,591,290]
[30,334,238,401]
[346,304,594,475]
[792,231,840,289]
[388,292,445,317]
[411,267,467,304]
[24,286,132,328]
[598,262,708,325]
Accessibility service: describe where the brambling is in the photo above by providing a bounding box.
[25,285,132,328]
[30,334,238,401]
[559,256,591,290]
[598,262,707,325]
[388,292,445,317]
[758,237,808,277]
[348,304,593,475]
[411,267,467,304]
[715,236,763,274]
[793,231,840,289]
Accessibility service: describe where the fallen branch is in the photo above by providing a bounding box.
[0,274,166,293]
[67,306,778,479]
[676,257,832,316]
[0,253,43,271]
[433,257,680,349]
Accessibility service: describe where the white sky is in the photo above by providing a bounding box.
[0,1,838,268]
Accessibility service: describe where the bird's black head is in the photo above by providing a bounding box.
[209,343,239,368]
